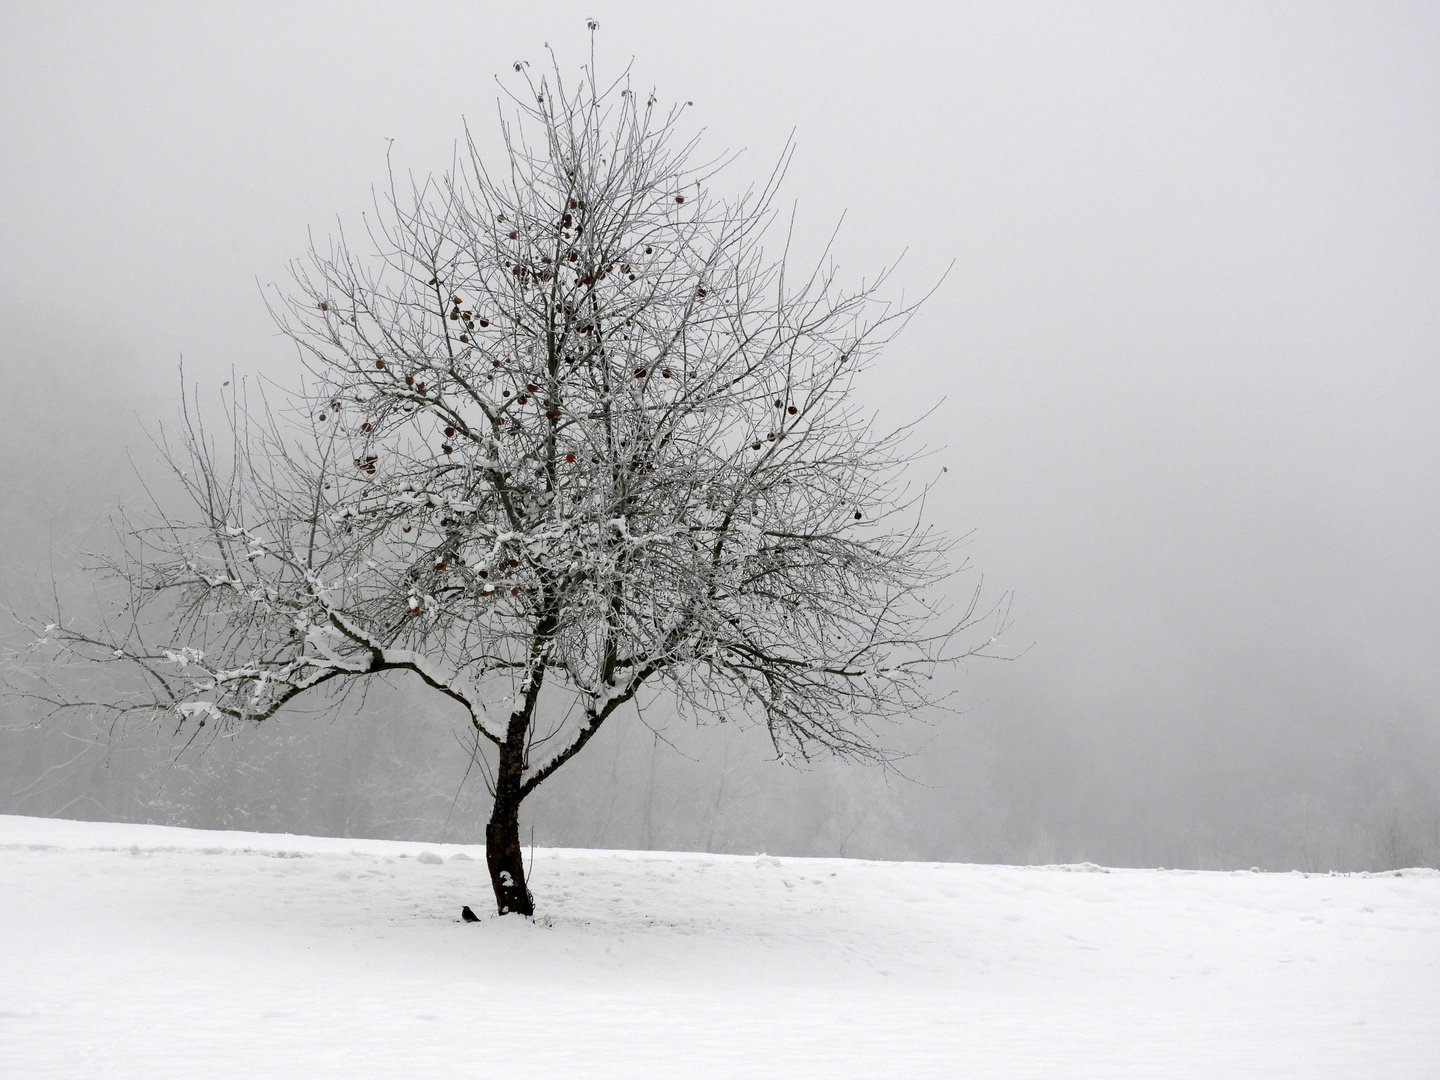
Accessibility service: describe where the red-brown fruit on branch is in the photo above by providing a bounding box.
[442,444,453,455]
[675,196,685,204]
[360,422,372,432]
[635,369,647,378]
[459,334,469,343]
[406,376,415,386]
[788,405,798,414]
[375,360,386,369]
[444,426,455,437]
[565,453,575,463]
[661,369,671,378]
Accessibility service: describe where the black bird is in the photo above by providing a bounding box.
[460,905,480,923]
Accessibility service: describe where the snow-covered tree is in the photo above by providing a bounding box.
[13,53,1000,916]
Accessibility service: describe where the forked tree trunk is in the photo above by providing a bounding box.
[486,747,534,916]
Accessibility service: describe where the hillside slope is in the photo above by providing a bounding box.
[2,815,1437,1078]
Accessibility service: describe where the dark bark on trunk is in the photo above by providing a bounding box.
[486,739,534,916]
[486,793,533,916]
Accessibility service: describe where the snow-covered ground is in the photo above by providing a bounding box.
[1,815,1436,1078]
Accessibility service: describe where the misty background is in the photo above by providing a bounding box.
[2,2,1437,870]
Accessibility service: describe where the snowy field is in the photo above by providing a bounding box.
[1,815,1437,1078]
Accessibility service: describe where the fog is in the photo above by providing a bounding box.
[3,2,1437,869]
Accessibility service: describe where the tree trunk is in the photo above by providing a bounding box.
[486,792,534,916]
[484,678,545,917]
[486,733,533,916]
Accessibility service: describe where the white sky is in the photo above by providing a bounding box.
[3,1,1437,852]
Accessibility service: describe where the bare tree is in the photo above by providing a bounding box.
[11,50,1002,916]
